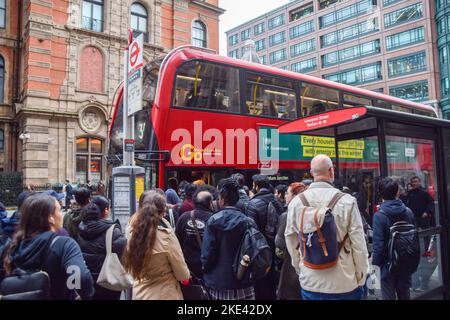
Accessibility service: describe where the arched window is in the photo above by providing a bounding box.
[131,3,148,42]
[0,55,4,103]
[192,20,207,48]
[0,129,4,151]
[76,137,103,184]
[82,0,103,32]
[79,46,104,93]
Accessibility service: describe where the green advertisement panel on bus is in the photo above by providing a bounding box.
[259,127,417,163]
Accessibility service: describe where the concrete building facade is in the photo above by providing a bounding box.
[0,0,223,184]
[226,0,444,117]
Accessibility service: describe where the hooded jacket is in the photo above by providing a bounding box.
[78,219,126,278]
[77,219,127,299]
[201,206,255,290]
[246,188,283,240]
[372,199,415,268]
[7,231,94,300]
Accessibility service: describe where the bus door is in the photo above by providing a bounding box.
[334,117,381,226]
[382,121,443,299]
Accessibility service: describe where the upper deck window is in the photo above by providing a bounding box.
[300,82,340,117]
[343,93,373,107]
[245,73,297,120]
[173,60,240,113]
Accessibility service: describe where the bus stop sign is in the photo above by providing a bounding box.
[127,33,144,116]
[124,139,135,152]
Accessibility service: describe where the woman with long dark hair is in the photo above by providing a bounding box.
[123,191,190,300]
[4,193,94,300]
[77,196,127,300]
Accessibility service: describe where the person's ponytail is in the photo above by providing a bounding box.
[123,193,165,281]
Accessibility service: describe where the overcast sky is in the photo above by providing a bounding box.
[218,0,290,56]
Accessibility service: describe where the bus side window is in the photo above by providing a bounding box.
[173,60,240,113]
[245,73,297,119]
[300,83,339,117]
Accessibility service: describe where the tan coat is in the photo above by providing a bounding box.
[285,182,370,294]
[128,217,190,300]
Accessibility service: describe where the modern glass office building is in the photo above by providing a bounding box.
[226,0,445,118]
[436,0,450,119]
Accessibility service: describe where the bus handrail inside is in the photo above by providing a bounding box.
[154,45,217,106]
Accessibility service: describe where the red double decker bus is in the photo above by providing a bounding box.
[108,46,437,191]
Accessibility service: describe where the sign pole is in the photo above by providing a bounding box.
[122,49,129,166]
[113,34,145,304]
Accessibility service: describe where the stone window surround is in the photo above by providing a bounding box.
[130,1,152,43]
[75,135,105,184]
[191,18,208,49]
[77,0,156,44]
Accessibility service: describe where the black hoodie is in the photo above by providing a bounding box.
[8,231,94,300]
[77,219,126,300]
[77,219,126,280]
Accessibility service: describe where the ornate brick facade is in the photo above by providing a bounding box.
[0,0,223,184]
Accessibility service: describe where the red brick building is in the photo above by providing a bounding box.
[0,0,224,184]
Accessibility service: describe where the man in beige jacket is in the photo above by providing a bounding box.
[285,154,369,300]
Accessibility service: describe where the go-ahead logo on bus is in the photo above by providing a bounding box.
[179,144,223,162]
[278,107,367,134]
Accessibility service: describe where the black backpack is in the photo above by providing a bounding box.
[380,211,420,275]
[0,234,58,300]
[233,220,273,282]
[264,199,283,243]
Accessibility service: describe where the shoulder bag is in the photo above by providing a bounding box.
[97,225,133,291]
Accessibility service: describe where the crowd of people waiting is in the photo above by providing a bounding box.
[0,154,436,300]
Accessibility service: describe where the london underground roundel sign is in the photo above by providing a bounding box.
[129,42,140,68]
[278,107,367,134]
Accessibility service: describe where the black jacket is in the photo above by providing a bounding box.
[372,200,415,268]
[175,206,213,277]
[7,231,94,300]
[201,207,256,290]
[403,188,435,228]
[275,212,300,300]
[246,188,283,241]
[77,219,126,300]
[235,188,249,213]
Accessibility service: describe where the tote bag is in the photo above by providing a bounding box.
[97,225,133,291]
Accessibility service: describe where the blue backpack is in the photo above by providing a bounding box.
[297,192,348,270]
